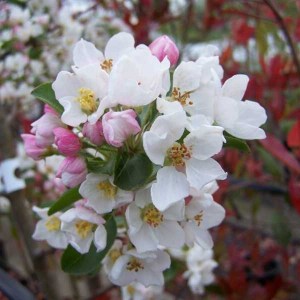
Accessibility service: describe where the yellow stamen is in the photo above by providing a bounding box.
[126,258,144,272]
[77,88,97,115]
[97,180,117,199]
[127,285,135,296]
[168,142,192,167]
[171,87,193,106]
[75,220,93,239]
[45,216,61,232]
[194,210,204,226]
[142,204,164,228]
[100,59,113,72]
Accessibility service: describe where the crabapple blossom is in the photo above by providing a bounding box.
[21,134,47,160]
[102,109,141,147]
[53,128,81,156]
[32,206,68,249]
[149,35,179,66]
[60,201,107,254]
[82,121,105,146]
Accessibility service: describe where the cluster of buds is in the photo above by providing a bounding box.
[23,33,266,292]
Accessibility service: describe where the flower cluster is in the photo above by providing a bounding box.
[24,32,266,291]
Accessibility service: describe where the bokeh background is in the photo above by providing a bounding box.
[0,0,300,299]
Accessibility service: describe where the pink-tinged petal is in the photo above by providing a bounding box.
[53,128,81,156]
[149,35,179,66]
[82,121,104,145]
[151,167,189,211]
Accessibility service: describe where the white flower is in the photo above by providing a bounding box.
[32,206,68,249]
[52,63,108,126]
[183,245,218,295]
[79,173,133,214]
[60,202,107,254]
[143,112,226,210]
[214,74,267,139]
[108,248,170,287]
[73,32,135,70]
[183,189,225,249]
[108,45,170,107]
[121,282,164,300]
[126,188,185,252]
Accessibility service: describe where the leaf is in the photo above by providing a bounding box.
[86,154,117,175]
[114,153,153,190]
[61,215,117,275]
[259,133,300,175]
[271,212,291,246]
[31,82,63,114]
[48,187,81,216]
[224,133,250,152]
[256,22,269,56]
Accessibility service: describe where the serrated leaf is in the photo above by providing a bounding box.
[114,153,153,190]
[61,215,117,275]
[31,82,63,114]
[48,187,81,216]
[224,133,250,152]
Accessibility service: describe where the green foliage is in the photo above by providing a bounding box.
[271,212,291,246]
[31,82,64,114]
[48,187,81,216]
[114,153,153,190]
[61,215,117,275]
[256,22,269,56]
[224,132,250,152]
[86,154,117,175]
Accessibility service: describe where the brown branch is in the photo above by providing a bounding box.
[263,0,300,78]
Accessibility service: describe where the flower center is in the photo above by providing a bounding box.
[171,87,193,106]
[109,248,122,263]
[142,204,164,228]
[45,216,61,231]
[75,220,93,238]
[168,142,192,167]
[126,258,144,272]
[97,180,117,199]
[194,210,204,226]
[77,88,97,115]
[126,285,135,296]
[100,59,113,72]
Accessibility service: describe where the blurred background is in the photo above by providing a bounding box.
[0,0,300,299]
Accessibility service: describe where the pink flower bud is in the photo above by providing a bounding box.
[57,156,87,188]
[21,134,46,160]
[82,121,105,146]
[149,35,179,66]
[44,104,59,116]
[31,113,63,147]
[102,109,141,147]
[53,128,81,156]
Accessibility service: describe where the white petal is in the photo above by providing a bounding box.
[156,97,183,115]
[52,71,81,99]
[47,232,69,249]
[151,167,189,211]
[214,96,239,129]
[138,269,164,287]
[184,126,224,160]
[149,250,171,272]
[125,203,143,233]
[195,229,214,249]
[185,158,227,190]
[155,220,185,249]
[226,123,266,140]
[70,234,93,254]
[59,96,87,127]
[186,114,213,131]
[73,39,104,68]
[105,32,135,61]
[238,100,267,127]
[60,208,77,223]
[163,200,185,221]
[222,74,249,101]
[128,224,158,253]
[32,206,49,219]
[135,188,152,208]
[94,225,107,252]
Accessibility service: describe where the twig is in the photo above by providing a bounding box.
[263,0,300,78]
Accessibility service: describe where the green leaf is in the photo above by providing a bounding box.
[61,215,117,275]
[86,154,117,175]
[271,212,291,246]
[114,153,153,190]
[48,187,81,216]
[224,133,250,152]
[31,82,64,114]
[256,22,269,56]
